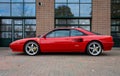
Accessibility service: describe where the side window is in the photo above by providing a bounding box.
[46,32,55,38]
[46,30,70,38]
[71,30,84,36]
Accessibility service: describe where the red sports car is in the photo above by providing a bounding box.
[10,28,114,56]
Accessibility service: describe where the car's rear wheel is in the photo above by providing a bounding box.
[87,41,102,56]
[25,41,39,56]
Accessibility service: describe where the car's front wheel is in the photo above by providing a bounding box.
[25,41,39,56]
[87,41,102,56]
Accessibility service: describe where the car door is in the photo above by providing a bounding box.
[40,29,73,52]
[69,29,85,52]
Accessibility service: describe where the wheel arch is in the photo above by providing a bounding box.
[85,40,103,52]
[23,40,40,53]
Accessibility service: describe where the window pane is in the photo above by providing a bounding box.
[112,33,120,37]
[46,30,70,38]
[112,4,120,18]
[116,26,120,32]
[79,19,90,25]
[24,4,35,16]
[55,30,69,37]
[55,4,68,17]
[68,0,79,3]
[80,0,92,3]
[24,0,35,2]
[80,26,90,31]
[2,19,12,24]
[1,32,11,38]
[112,19,120,25]
[68,4,79,17]
[0,0,10,2]
[25,32,36,38]
[56,19,66,24]
[71,30,84,36]
[112,0,120,3]
[12,4,23,16]
[1,25,12,31]
[25,19,36,24]
[0,4,10,16]
[111,26,116,31]
[67,19,78,24]
[46,32,55,38]
[14,20,22,24]
[12,0,23,2]
[25,26,36,31]
[80,4,92,17]
[14,32,22,38]
[112,20,116,25]
[14,25,22,31]
[55,0,67,3]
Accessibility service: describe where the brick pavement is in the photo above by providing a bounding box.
[0,47,120,76]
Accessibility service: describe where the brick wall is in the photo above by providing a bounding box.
[36,0,54,36]
[92,0,111,35]
[36,0,111,35]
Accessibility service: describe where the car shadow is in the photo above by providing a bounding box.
[10,52,113,57]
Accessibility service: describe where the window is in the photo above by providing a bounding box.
[12,4,23,16]
[24,4,35,16]
[68,0,79,3]
[24,0,35,2]
[56,19,91,31]
[1,32,11,38]
[55,0,67,3]
[12,0,23,2]
[24,19,36,38]
[55,0,92,17]
[55,0,92,31]
[46,30,70,38]
[111,0,120,47]
[71,30,84,36]
[0,4,10,16]
[80,4,91,17]
[56,19,67,24]
[1,25,12,31]
[0,0,10,2]
[80,0,92,3]
[68,4,79,17]
[0,0,36,17]
[2,19,12,24]
[67,19,79,24]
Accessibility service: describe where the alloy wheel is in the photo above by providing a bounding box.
[87,42,102,56]
[25,41,39,56]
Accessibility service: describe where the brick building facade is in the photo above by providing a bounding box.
[36,0,111,35]
[0,0,120,47]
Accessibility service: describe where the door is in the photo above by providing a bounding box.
[40,29,85,52]
[40,37,74,52]
[0,19,12,47]
[40,29,73,52]
[12,19,23,41]
[0,19,36,47]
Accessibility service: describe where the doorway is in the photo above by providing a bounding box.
[0,19,36,47]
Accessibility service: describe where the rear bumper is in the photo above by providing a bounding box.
[103,42,114,51]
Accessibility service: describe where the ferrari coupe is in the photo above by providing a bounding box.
[10,28,114,56]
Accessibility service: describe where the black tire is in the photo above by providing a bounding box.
[87,41,102,56]
[24,41,39,56]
